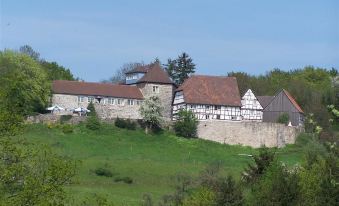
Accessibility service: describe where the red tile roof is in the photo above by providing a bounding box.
[282,89,304,113]
[176,75,242,106]
[52,80,144,99]
[137,64,173,84]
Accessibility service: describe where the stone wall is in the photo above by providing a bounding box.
[52,94,142,119]
[197,121,303,148]
[27,114,87,124]
[138,83,174,120]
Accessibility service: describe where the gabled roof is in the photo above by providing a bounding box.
[136,64,173,84]
[282,89,304,113]
[52,80,144,99]
[257,96,274,109]
[176,75,241,106]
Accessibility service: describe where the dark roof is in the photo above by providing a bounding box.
[52,80,144,99]
[282,89,304,113]
[257,96,274,108]
[176,75,241,106]
[136,64,173,84]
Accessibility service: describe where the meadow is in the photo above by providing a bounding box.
[18,123,307,205]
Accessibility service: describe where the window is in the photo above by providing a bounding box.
[108,98,115,105]
[88,96,94,103]
[117,99,123,105]
[231,116,237,120]
[152,86,159,93]
[206,115,210,119]
[214,105,221,110]
[136,100,143,105]
[127,99,134,105]
[78,96,85,103]
[206,106,210,109]
[190,105,196,109]
[216,115,220,119]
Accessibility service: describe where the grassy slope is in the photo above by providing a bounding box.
[18,124,305,205]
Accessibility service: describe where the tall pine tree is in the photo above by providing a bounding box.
[165,52,195,85]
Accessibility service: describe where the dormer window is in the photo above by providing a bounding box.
[152,86,159,93]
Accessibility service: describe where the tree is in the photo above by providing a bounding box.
[165,52,196,85]
[40,61,75,81]
[105,62,144,83]
[174,109,198,138]
[0,50,50,116]
[19,45,40,60]
[86,102,101,130]
[242,147,276,184]
[87,102,97,117]
[215,176,243,206]
[249,161,300,206]
[277,113,290,124]
[139,96,163,134]
[0,138,76,205]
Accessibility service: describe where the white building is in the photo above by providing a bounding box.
[241,89,263,121]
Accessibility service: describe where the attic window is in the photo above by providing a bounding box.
[152,86,159,93]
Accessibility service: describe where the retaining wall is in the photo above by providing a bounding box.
[197,121,303,148]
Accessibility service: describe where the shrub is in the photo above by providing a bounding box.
[182,187,216,206]
[174,109,198,138]
[86,115,101,130]
[115,118,137,130]
[87,102,96,116]
[277,113,289,124]
[61,124,74,134]
[94,168,113,177]
[114,176,133,184]
[59,115,72,124]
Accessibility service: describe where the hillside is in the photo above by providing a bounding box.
[18,124,306,205]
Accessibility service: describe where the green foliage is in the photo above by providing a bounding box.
[60,114,73,124]
[40,61,75,81]
[214,176,243,206]
[86,102,96,117]
[0,50,50,116]
[94,168,113,177]
[165,52,196,85]
[86,115,101,130]
[182,187,216,206]
[248,160,300,206]
[242,147,276,183]
[174,109,198,138]
[139,96,163,133]
[62,124,74,134]
[0,110,24,137]
[229,66,337,129]
[114,117,137,130]
[277,113,289,124]
[0,138,76,205]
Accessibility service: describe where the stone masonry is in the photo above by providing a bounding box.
[138,83,174,120]
[197,120,303,148]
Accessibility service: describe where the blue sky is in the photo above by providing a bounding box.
[0,0,338,81]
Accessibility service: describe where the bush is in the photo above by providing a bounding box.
[61,124,74,134]
[114,176,133,184]
[174,109,198,138]
[86,115,101,130]
[59,115,72,124]
[115,118,136,130]
[277,113,289,124]
[87,102,96,116]
[94,168,113,177]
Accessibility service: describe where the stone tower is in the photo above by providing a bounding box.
[125,63,175,120]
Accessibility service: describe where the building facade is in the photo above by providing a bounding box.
[241,89,263,121]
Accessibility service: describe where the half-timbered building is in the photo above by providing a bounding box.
[241,89,263,121]
[173,75,242,120]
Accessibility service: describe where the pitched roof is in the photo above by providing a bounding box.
[136,64,173,84]
[176,75,242,106]
[257,96,274,109]
[282,89,304,113]
[52,80,143,99]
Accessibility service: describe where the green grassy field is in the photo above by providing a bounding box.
[18,123,306,205]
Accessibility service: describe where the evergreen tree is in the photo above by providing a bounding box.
[165,52,196,85]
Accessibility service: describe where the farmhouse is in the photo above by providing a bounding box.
[51,64,304,126]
